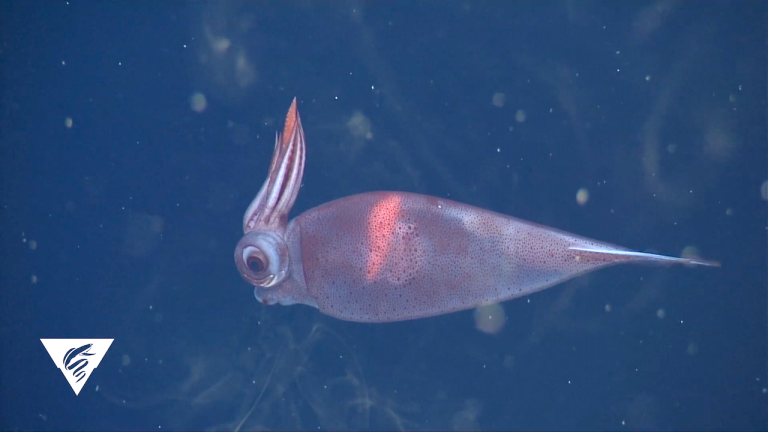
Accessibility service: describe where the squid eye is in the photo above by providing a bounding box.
[247,256,265,273]
[235,231,289,288]
[243,247,268,275]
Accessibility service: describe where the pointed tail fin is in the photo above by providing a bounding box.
[568,246,721,267]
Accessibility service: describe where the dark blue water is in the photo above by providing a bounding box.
[2,2,765,430]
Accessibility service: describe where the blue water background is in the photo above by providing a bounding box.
[1,1,766,430]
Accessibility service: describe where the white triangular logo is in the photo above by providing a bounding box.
[40,339,113,395]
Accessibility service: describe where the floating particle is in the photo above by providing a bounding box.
[515,109,527,123]
[31,275,38,284]
[680,246,702,262]
[234,50,257,88]
[725,208,734,216]
[687,342,699,356]
[346,111,373,140]
[605,304,612,312]
[210,35,231,54]
[123,213,164,257]
[122,354,131,367]
[656,308,666,319]
[190,92,207,113]
[503,354,515,369]
[667,143,677,154]
[761,180,768,201]
[451,399,482,431]
[474,303,506,334]
[64,117,73,128]
[28,240,37,250]
[492,92,506,108]
[576,188,589,206]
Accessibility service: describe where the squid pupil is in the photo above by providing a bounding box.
[248,256,265,273]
